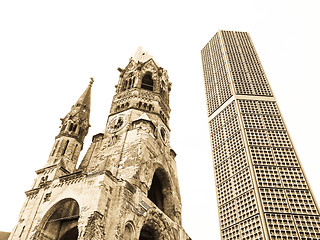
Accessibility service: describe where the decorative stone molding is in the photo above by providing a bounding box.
[82,211,106,240]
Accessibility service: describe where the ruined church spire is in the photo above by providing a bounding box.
[56,78,93,143]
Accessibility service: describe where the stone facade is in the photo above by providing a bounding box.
[9,49,190,240]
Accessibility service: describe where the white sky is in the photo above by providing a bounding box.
[1,1,320,239]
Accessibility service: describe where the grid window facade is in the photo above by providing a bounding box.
[259,188,290,213]
[210,101,259,233]
[265,213,299,240]
[220,31,273,97]
[203,30,320,240]
[221,224,240,240]
[239,215,264,240]
[202,33,233,115]
[294,215,320,240]
[286,189,318,215]
[236,190,258,222]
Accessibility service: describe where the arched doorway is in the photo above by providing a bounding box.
[38,198,80,240]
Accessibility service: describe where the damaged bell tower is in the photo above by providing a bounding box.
[9,48,190,240]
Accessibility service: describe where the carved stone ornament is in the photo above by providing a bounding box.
[83,211,106,240]
[141,209,176,240]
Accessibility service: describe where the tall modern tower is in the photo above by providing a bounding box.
[9,48,190,240]
[201,30,320,240]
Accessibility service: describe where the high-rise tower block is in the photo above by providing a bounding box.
[201,30,320,240]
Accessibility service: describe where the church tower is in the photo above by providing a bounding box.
[9,48,190,240]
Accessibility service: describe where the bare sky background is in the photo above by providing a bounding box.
[1,1,320,239]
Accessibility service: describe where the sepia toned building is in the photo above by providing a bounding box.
[201,30,320,240]
[9,48,190,240]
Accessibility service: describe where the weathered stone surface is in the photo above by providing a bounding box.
[9,49,190,240]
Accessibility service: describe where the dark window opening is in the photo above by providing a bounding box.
[68,123,73,131]
[132,76,136,87]
[62,140,69,156]
[73,124,77,132]
[160,128,166,140]
[60,227,78,240]
[122,80,128,91]
[139,225,157,240]
[128,79,132,89]
[148,174,164,211]
[141,73,153,91]
[51,140,59,156]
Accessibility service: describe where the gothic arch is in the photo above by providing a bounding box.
[123,221,135,239]
[147,167,175,220]
[37,198,80,240]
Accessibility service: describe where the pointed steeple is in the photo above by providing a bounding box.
[45,78,94,173]
[68,77,93,125]
[56,78,94,144]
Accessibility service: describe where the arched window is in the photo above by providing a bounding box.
[122,80,128,91]
[148,174,164,211]
[132,76,136,88]
[128,79,132,89]
[62,140,69,156]
[51,140,59,156]
[141,72,154,91]
[68,123,74,131]
[37,199,79,240]
[123,222,134,240]
[147,168,174,220]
